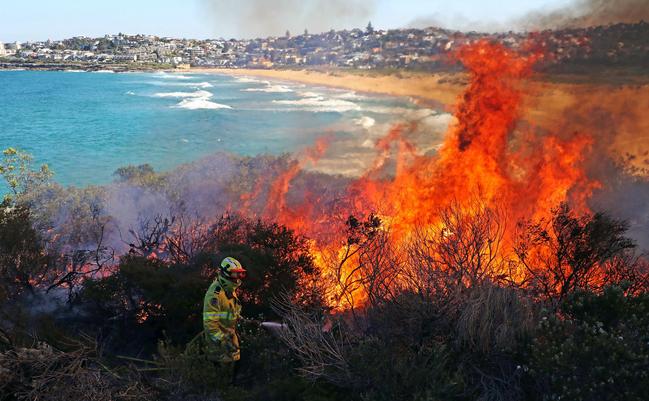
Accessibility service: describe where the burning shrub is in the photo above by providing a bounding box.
[515,204,637,306]
[276,206,540,401]
[277,284,534,401]
[275,200,647,401]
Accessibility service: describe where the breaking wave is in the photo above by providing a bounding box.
[354,116,376,129]
[242,84,293,93]
[150,86,233,110]
[337,91,366,100]
[299,91,321,98]
[153,90,213,98]
[149,81,214,88]
[272,96,361,113]
[155,73,193,80]
[174,98,232,110]
[236,77,270,84]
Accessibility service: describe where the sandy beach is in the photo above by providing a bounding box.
[193,67,649,173]
[192,67,466,109]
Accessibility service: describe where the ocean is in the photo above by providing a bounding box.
[0,70,450,188]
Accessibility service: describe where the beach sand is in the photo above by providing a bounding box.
[193,67,465,108]
[193,67,649,173]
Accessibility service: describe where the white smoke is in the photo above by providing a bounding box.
[201,0,377,39]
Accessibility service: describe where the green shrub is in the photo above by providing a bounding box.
[0,201,49,299]
[154,321,345,401]
[80,255,207,354]
[348,335,463,401]
[528,286,649,401]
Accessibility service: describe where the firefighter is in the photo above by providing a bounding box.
[202,256,246,364]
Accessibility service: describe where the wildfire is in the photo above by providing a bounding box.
[242,40,600,309]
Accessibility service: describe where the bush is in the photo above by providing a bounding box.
[527,286,649,401]
[199,216,323,317]
[3,151,648,401]
[347,334,462,401]
[515,204,636,305]
[0,201,49,300]
[154,321,345,401]
[80,255,207,355]
[79,215,324,355]
[453,284,535,401]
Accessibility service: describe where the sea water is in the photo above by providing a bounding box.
[0,70,447,188]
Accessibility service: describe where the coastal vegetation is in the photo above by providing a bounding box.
[0,148,647,401]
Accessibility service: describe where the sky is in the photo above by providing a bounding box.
[0,0,575,43]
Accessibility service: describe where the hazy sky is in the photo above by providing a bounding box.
[0,0,574,42]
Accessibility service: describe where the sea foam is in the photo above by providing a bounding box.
[148,81,213,88]
[153,90,213,98]
[299,91,321,98]
[175,98,232,110]
[354,116,376,129]
[236,77,269,84]
[272,96,360,113]
[242,84,293,93]
[155,73,193,80]
[337,91,366,100]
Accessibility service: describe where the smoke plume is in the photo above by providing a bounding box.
[201,0,376,39]
[407,13,507,33]
[520,0,649,30]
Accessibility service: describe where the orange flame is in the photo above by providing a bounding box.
[248,40,600,309]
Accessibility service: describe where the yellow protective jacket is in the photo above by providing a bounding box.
[202,277,242,362]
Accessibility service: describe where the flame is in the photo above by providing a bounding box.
[250,40,601,309]
[116,41,600,310]
[262,135,331,233]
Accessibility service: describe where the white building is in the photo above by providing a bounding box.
[0,43,5,56]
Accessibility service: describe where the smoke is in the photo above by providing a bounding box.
[407,13,508,33]
[517,76,649,250]
[519,0,649,30]
[406,0,649,33]
[201,0,376,39]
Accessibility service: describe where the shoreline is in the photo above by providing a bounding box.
[192,67,465,109]
[0,62,170,73]
[193,67,649,174]
[3,64,648,173]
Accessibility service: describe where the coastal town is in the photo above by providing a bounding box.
[1,21,648,71]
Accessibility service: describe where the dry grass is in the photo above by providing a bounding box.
[456,284,535,354]
[0,336,153,401]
